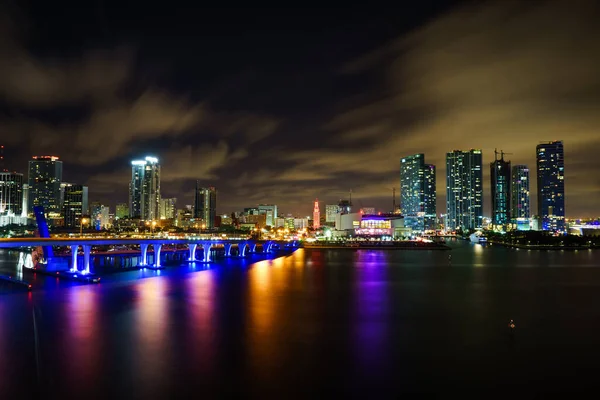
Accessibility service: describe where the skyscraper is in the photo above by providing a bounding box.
[325,204,340,224]
[129,156,160,220]
[313,199,320,229]
[0,172,24,217]
[194,183,216,229]
[400,154,436,231]
[89,201,102,230]
[28,156,63,214]
[536,141,565,232]
[511,165,530,222]
[63,185,88,228]
[490,150,511,229]
[446,149,483,231]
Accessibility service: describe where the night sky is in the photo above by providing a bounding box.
[1,1,599,217]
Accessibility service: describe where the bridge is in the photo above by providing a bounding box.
[0,238,299,274]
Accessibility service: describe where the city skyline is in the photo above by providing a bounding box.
[0,2,599,216]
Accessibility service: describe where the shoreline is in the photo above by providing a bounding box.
[303,243,450,251]
[488,241,600,251]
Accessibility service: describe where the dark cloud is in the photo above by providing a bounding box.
[1,1,599,216]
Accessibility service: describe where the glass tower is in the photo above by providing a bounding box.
[28,156,63,214]
[0,172,24,216]
[194,184,217,229]
[446,149,483,232]
[536,141,565,232]
[400,154,436,232]
[63,185,88,228]
[490,150,511,229]
[129,157,161,221]
[511,165,530,221]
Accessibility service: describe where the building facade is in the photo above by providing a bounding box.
[313,199,320,229]
[446,149,483,231]
[63,185,88,228]
[325,204,340,224]
[160,198,176,220]
[28,156,63,214]
[194,184,217,229]
[490,150,511,229]
[0,172,23,217]
[536,141,565,232]
[257,204,278,227]
[511,165,530,223]
[129,157,160,221]
[115,203,129,219]
[400,154,436,231]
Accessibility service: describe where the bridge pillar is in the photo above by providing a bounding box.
[70,245,79,272]
[154,244,162,267]
[239,242,247,257]
[265,241,272,252]
[202,242,212,262]
[140,244,149,266]
[224,243,232,257]
[251,242,258,253]
[83,245,91,274]
[189,243,197,262]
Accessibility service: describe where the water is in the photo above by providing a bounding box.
[1,241,600,397]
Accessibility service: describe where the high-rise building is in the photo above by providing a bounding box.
[0,172,23,216]
[100,206,110,229]
[21,184,29,218]
[490,150,511,229]
[159,198,177,220]
[194,183,216,229]
[536,141,565,232]
[129,156,160,220]
[63,185,88,228]
[511,165,530,222]
[28,156,63,214]
[89,201,102,230]
[313,199,320,229]
[325,204,341,224]
[400,154,436,231]
[446,149,483,231]
[115,203,129,219]
[257,204,278,227]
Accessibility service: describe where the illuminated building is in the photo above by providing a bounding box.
[89,201,102,230]
[116,203,129,219]
[354,214,407,238]
[400,154,436,231]
[0,172,25,226]
[511,165,530,229]
[28,156,63,214]
[129,156,161,220]
[313,199,320,229]
[446,149,483,231]
[160,198,176,219]
[360,207,375,215]
[258,204,278,227]
[536,141,565,232]
[63,185,88,228]
[194,184,216,229]
[326,204,341,224]
[490,150,511,230]
[338,199,352,214]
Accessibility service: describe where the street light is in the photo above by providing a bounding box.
[80,217,89,236]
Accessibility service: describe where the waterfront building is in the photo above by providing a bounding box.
[511,165,530,229]
[194,184,216,229]
[129,157,160,221]
[0,171,25,226]
[325,204,341,224]
[400,154,436,232]
[446,149,483,231]
[89,201,102,230]
[313,199,320,230]
[257,204,278,227]
[536,141,565,232]
[63,185,88,228]
[490,150,511,230]
[28,156,63,214]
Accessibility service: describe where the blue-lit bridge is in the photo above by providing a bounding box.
[0,238,299,274]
